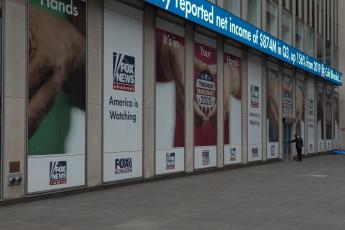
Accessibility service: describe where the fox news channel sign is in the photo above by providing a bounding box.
[145,0,342,85]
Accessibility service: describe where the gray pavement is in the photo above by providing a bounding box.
[1,154,345,230]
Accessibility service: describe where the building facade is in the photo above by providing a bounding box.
[0,0,342,201]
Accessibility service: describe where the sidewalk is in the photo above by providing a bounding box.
[1,154,345,230]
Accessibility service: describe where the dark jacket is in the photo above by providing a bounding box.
[289,136,303,149]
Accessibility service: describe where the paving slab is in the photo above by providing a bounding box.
[1,155,345,230]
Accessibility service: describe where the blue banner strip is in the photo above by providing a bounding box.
[145,0,342,86]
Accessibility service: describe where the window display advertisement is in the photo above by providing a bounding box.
[27,0,86,193]
[223,51,242,165]
[325,85,333,150]
[266,68,279,159]
[247,54,262,162]
[103,3,143,182]
[282,74,294,119]
[333,90,339,149]
[194,40,217,169]
[307,79,316,153]
[155,25,185,175]
[296,75,305,155]
[317,81,325,152]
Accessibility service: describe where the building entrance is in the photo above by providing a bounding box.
[283,120,292,160]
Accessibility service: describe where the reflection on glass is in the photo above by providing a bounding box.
[267,0,278,37]
[224,0,241,17]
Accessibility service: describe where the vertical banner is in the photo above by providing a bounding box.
[317,81,325,152]
[247,54,262,162]
[103,3,143,182]
[28,0,86,193]
[194,40,217,169]
[333,89,339,149]
[307,79,316,153]
[282,74,294,119]
[325,84,333,150]
[296,75,305,154]
[224,51,242,165]
[155,25,185,175]
[266,68,279,159]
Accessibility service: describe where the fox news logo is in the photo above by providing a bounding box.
[115,158,133,174]
[230,148,237,161]
[166,152,176,170]
[49,161,67,185]
[271,145,276,157]
[250,85,259,108]
[202,150,210,166]
[113,53,135,92]
[252,148,258,158]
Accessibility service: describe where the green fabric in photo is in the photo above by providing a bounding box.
[29,92,71,155]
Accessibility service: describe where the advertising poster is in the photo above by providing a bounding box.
[223,49,242,165]
[333,89,339,149]
[325,84,333,150]
[247,54,262,162]
[155,23,185,175]
[296,75,305,155]
[194,38,217,169]
[282,74,294,119]
[28,0,86,193]
[266,68,279,159]
[317,81,325,152]
[307,79,316,153]
[103,2,143,182]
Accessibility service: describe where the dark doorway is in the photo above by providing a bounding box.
[283,120,292,160]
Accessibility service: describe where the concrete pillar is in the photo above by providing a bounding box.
[217,37,224,168]
[143,5,155,178]
[262,0,267,30]
[278,0,283,40]
[262,57,267,161]
[278,63,283,159]
[217,0,224,8]
[292,0,296,47]
[86,0,103,187]
[241,0,248,21]
[2,0,26,199]
[185,22,194,173]
[241,48,248,164]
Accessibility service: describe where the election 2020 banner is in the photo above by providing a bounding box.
[103,1,143,182]
[145,0,342,85]
[194,34,217,169]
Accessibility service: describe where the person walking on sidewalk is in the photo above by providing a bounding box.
[289,134,303,161]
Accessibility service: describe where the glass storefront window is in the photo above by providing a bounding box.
[224,0,241,17]
[325,41,332,66]
[333,46,338,69]
[296,20,304,51]
[317,35,324,63]
[282,10,292,45]
[267,0,278,37]
[306,26,315,57]
[247,0,261,27]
